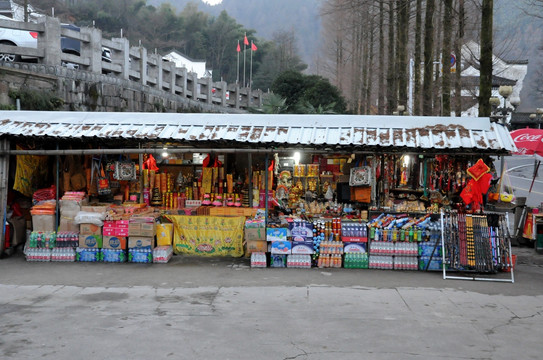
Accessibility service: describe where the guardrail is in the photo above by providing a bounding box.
[0,16,262,110]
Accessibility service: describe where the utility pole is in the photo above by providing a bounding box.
[24,0,29,22]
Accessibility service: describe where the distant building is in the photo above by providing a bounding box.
[162,50,212,79]
[0,0,43,22]
[460,40,528,118]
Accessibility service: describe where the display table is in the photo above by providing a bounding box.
[165,215,245,257]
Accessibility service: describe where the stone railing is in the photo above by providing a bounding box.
[0,16,263,110]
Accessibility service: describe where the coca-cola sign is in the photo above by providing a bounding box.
[513,134,543,143]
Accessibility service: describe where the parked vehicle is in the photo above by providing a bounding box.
[0,22,112,65]
[0,26,38,62]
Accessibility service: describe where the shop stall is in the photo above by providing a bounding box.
[0,111,517,278]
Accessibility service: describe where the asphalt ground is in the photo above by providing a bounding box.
[1,247,543,360]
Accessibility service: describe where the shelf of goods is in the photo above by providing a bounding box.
[367,212,443,271]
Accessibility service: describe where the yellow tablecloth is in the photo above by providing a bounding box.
[166,215,245,257]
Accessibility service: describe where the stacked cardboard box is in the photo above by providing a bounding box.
[128,217,156,263]
[244,219,267,256]
[78,223,103,248]
[102,220,128,250]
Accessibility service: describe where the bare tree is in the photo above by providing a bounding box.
[479,0,493,117]
[413,0,423,115]
[441,0,453,116]
[387,0,396,113]
[378,0,386,114]
[422,0,435,115]
[397,0,411,110]
[454,0,465,117]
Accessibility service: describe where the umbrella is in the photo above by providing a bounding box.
[510,128,543,192]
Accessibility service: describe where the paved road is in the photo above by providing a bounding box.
[496,155,543,207]
[1,250,542,360]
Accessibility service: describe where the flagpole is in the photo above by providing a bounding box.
[250,40,253,88]
[243,33,247,87]
[236,40,240,84]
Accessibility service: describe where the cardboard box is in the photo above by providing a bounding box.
[156,223,173,246]
[116,220,129,229]
[266,228,288,242]
[78,234,103,248]
[244,240,268,255]
[114,227,129,237]
[80,205,109,213]
[244,227,266,241]
[270,240,291,254]
[344,242,367,253]
[102,235,127,250]
[245,219,266,228]
[289,222,314,238]
[128,222,141,236]
[140,222,156,237]
[103,221,115,229]
[32,214,55,232]
[58,218,79,233]
[128,222,156,237]
[103,228,115,236]
[291,241,314,254]
[79,223,102,235]
[128,236,155,249]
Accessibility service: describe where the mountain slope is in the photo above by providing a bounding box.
[147,0,323,68]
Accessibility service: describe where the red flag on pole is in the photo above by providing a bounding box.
[244,34,249,46]
[251,42,257,51]
[236,42,240,52]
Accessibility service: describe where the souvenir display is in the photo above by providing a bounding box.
[21,149,511,280]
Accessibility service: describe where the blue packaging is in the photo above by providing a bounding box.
[419,256,443,271]
[267,228,288,241]
[270,254,287,268]
[102,249,127,263]
[419,243,442,257]
[76,247,102,262]
[129,248,152,263]
[270,240,292,254]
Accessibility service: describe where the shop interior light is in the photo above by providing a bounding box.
[402,155,410,167]
[162,146,169,158]
[293,151,301,165]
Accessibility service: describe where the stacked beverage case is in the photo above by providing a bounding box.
[251,213,444,270]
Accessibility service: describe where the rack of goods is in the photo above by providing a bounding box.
[441,211,514,282]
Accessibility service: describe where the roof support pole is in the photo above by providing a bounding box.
[55,143,60,231]
[0,139,10,255]
[264,153,269,224]
[248,153,252,208]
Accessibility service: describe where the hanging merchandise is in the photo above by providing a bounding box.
[97,157,111,196]
[143,154,159,171]
[460,159,493,212]
[349,166,372,186]
[13,144,48,198]
[113,157,137,181]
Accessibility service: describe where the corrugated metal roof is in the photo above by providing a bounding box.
[0,111,516,153]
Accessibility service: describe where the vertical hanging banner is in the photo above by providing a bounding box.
[166,215,245,257]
